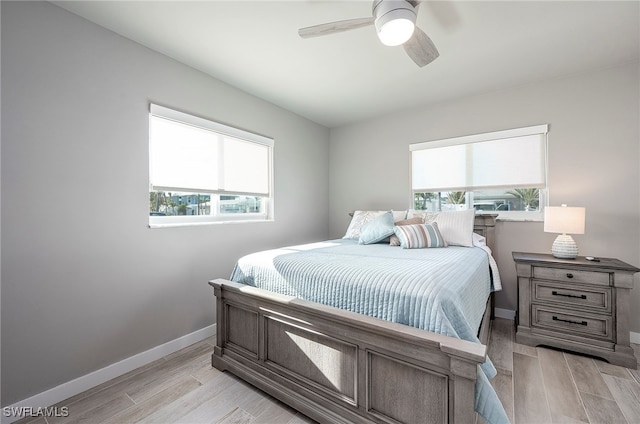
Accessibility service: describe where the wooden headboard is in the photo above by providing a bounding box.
[474,213,498,251]
[347,212,498,252]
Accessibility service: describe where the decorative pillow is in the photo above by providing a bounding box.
[343,211,386,239]
[472,232,486,247]
[393,222,447,249]
[435,209,475,247]
[409,210,440,223]
[389,217,424,246]
[358,211,395,245]
[343,210,407,240]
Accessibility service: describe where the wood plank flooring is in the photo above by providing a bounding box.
[486,318,640,424]
[15,319,640,424]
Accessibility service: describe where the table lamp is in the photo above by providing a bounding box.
[543,204,585,259]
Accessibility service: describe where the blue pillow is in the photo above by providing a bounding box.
[358,211,395,245]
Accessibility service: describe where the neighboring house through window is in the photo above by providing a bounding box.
[149,104,273,227]
[410,124,548,220]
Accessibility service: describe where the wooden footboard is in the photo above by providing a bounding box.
[209,279,487,424]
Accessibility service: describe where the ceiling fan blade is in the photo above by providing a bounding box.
[298,17,374,39]
[403,27,439,67]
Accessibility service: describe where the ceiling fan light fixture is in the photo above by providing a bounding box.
[299,0,437,67]
[373,1,416,46]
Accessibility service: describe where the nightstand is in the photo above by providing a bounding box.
[513,252,639,368]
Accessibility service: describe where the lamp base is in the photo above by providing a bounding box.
[551,234,578,259]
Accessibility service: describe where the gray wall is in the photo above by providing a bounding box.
[329,62,640,331]
[3,0,639,408]
[1,2,329,405]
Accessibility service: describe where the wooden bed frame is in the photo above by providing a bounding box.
[209,214,497,424]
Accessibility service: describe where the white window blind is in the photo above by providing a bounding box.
[149,104,273,197]
[410,125,548,192]
[223,138,270,195]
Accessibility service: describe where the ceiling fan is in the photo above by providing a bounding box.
[298,0,439,68]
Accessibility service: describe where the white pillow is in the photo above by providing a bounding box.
[435,209,476,247]
[409,209,476,247]
[472,232,486,246]
[408,210,439,223]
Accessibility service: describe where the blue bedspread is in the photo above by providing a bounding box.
[230,239,509,424]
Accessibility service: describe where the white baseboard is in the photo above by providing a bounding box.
[631,331,640,344]
[1,324,216,424]
[494,307,516,320]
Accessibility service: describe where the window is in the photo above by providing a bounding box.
[149,104,273,227]
[410,124,548,220]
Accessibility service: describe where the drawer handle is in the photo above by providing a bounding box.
[552,316,587,326]
[552,290,587,300]
[566,273,574,279]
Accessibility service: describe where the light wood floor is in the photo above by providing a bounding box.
[15,319,640,424]
[486,318,640,424]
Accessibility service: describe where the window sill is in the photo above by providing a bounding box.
[477,211,543,222]
[149,217,273,228]
[496,217,543,222]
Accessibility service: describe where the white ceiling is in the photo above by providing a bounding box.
[54,1,640,128]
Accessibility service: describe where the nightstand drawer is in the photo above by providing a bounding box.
[533,266,610,286]
[533,281,611,313]
[531,305,613,341]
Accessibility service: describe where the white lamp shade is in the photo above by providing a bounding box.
[376,12,414,46]
[544,205,585,235]
[374,1,416,46]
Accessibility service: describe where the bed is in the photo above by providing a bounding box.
[208,210,509,424]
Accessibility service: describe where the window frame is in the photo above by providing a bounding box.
[409,125,549,221]
[148,104,274,228]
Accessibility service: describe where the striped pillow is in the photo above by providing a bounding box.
[393,222,447,249]
[389,216,424,246]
